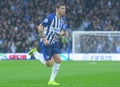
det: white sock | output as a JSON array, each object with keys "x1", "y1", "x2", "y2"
[
  {"x1": 49, "y1": 63, "x2": 60, "y2": 81},
  {"x1": 34, "y1": 51, "x2": 46, "y2": 64}
]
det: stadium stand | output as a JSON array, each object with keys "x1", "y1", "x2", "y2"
[{"x1": 0, "y1": 0, "x2": 120, "y2": 53}]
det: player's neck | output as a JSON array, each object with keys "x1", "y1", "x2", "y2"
[{"x1": 56, "y1": 12, "x2": 61, "y2": 19}]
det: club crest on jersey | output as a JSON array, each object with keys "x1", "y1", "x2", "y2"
[{"x1": 44, "y1": 18, "x2": 48, "y2": 23}]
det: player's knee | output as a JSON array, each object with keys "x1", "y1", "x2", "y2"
[
  {"x1": 46, "y1": 63, "x2": 52, "y2": 67},
  {"x1": 53, "y1": 54, "x2": 61, "y2": 63},
  {"x1": 46, "y1": 60, "x2": 53, "y2": 67},
  {"x1": 55, "y1": 59, "x2": 61, "y2": 64}
]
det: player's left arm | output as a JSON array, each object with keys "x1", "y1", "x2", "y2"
[
  {"x1": 59, "y1": 23, "x2": 69, "y2": 37},
  {"x1": 59, "y1": 29, "x2": 68, "y2": 38}
]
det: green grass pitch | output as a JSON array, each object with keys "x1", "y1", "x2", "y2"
[{"x1": 0, "y1": 60, "x2": 120, "y2": 87}]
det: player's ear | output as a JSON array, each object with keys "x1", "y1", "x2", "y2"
[{"x1": 56, "y1": 8, "x2": 59, "y2": 12}]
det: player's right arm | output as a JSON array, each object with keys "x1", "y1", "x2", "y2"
[
  {"x1": 38, "y1": 15, "x2": 52, "y2": 46},
  {"x1": 38, "y1": 24, "x2": 49, "y2": 46}
]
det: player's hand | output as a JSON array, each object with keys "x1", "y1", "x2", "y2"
[
  {"x1": 59, "y1": 30, "x2": 68, "y2": 38},
  {"x1": 64, "y1": 31, "x2": 68, "y2": 38},
  {"x1": 59, "y1": 30, "x2": 65, "y2": 36},
  {"x1": 43, "y1": 38, "x2": 49, "y2": 46}
]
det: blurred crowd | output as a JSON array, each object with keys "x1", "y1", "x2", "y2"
[
  {"x1": 75, "y1": 33, "x2": 120, "y2": 53},
  {"x1": 0, "y1": 0, "x2": 120, "y2": 53}
]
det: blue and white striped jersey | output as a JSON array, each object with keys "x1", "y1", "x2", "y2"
[{"x1": 41, "y1": 13, "x2": 65, "y2": 44}]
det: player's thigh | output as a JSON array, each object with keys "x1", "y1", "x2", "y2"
[
  {"x1": 53, "y1": 54, "x2": 61, "y2": 63},
  {"x1": 46, "y1": 58, "x2": 54, "y2": 67},
  {"x1": 52, "y1": 42, "x2": 61, "y2": 55},
  {"x1": 52, "y1": 43, "x2": 61, "y2": 63}
]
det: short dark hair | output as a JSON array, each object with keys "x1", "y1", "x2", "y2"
[{"x1": 56, "y1": 2, "x2": 65, "y2": 8}]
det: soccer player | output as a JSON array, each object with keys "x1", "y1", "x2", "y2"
[{"x1": 28, "y1": 2, "x2": 67, "y2": 85}]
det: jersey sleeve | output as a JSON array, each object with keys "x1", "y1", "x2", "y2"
[
  {"x1": 61, "y1": 17, "x2": 67, "y2": 31},
  {"x1": 62, "y1": 23, "x2": 69, "y2": 31},
  {"x1": 41, "y1": 15, "x2": 52, "y2": 27}
]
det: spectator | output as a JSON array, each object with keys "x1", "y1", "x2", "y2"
[{"x1": 1, "y1": 0, "x2": 120, "y2": 53}]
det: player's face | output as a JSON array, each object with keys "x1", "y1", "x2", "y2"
[{"x1": 58, "y1": 6, "x2": 66, "y2": 16}]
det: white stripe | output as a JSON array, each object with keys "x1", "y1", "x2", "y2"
[
  {"x1": 51, "y1": 34, "x2": 57, "y2": 44},
  {"x1": 50, "y1": 19, "x2": 54, "y2": 30},
  {"x1": 49, "y1": 33, "x2": 54, "y2": 42},
  {"x1": 44, "y1": 26, "x2": 48, "y2": 36},
  {"x1": 58, "y1": 19, "x2": 61, "y2": 28},
  {"x1": 46, "y1": 31, "x2": 51, "y2": 39},
  {"x1": 55, "y1": 16, "x2": 58, "y2": 28}
]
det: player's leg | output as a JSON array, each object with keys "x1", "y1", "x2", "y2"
[
  {"x1": 45, "y1": 57, "x2": 54, "y2": 67},
  {"x1": 28, "y1": 48, "x2": 46, "y2": 64},
  {"x1": 43, "y1": 44, "x2": 55, "y2": 67},
  {"x1": 48, "y1": 54, "x2": 61, "y2": 85},
  {"x1": 48, "y1": 42, "x2": 61, "y2": 85},
  {"x1": 28, "y1": 43, "x2": 54, "y2": 66},
  {"x1": 28, "y1": 48, "x2": 54, "y2": 66}
]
